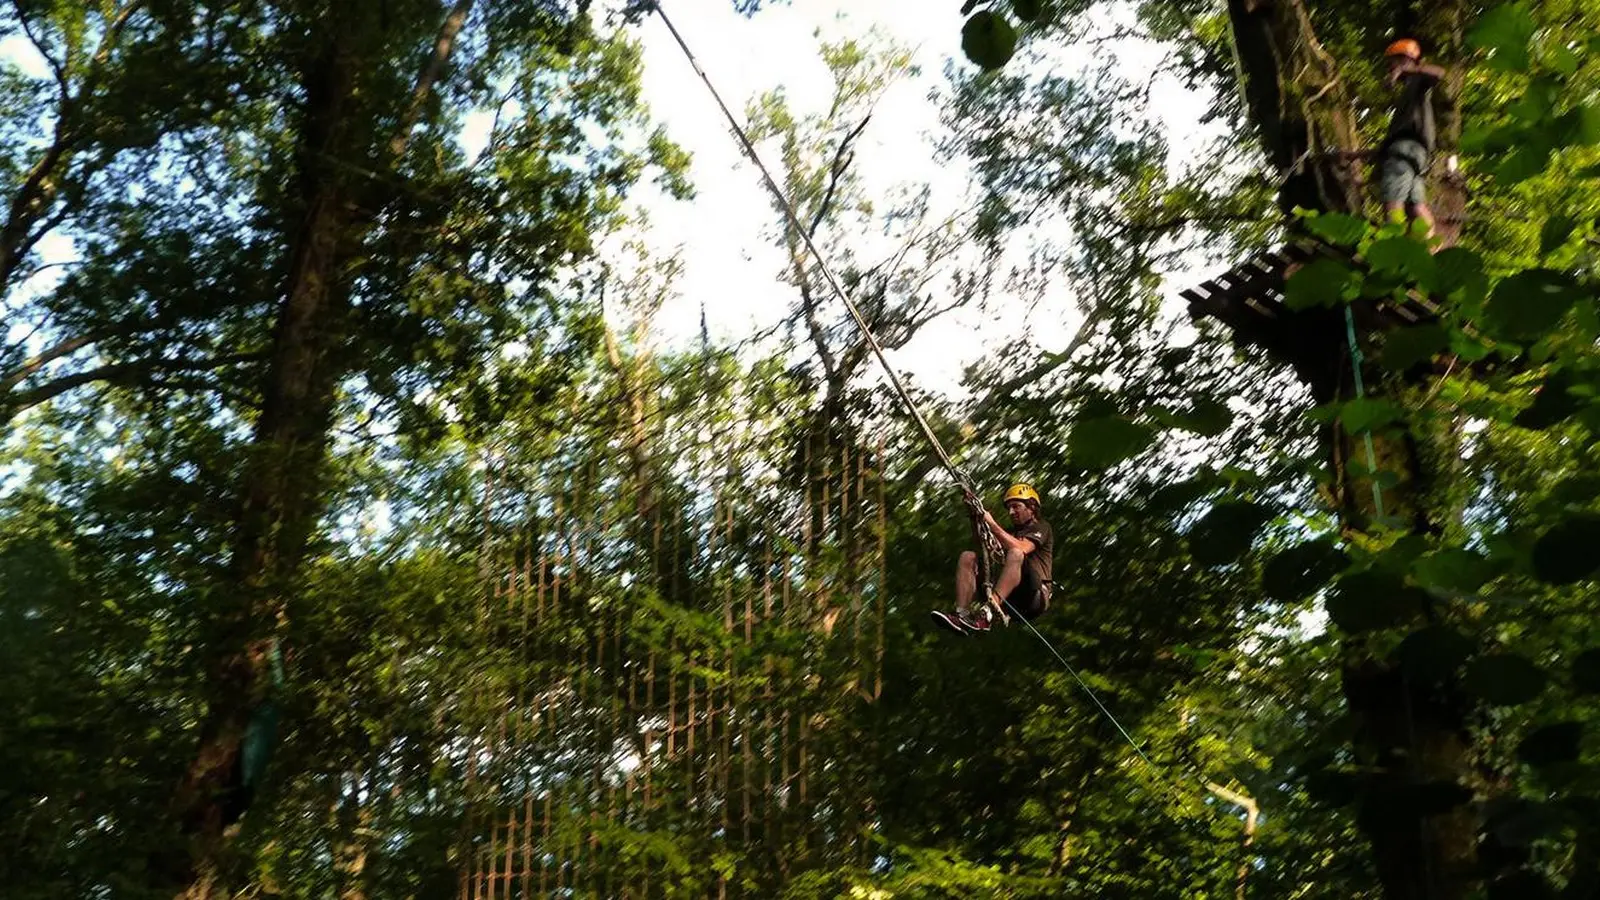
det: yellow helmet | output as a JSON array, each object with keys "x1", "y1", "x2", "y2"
[{"x1": 1002, "y1": 482, "x2": 1041, "y2": 508}]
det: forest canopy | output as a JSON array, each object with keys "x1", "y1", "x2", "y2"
[{"x1": 1, "y1": 1, "x2": 1598, "y2": 898}]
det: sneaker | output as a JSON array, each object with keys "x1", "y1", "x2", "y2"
[
  {"x1": 961, "y1": 607, "x2": 992, "y2": 633},
  {"x1": 930, "y1": 609, "x2": 969, "y2": 635}
]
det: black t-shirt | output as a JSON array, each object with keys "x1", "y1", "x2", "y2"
[
  {"x1": 1384, "y1": 70, "x2": 1440, "y2": 152},
  {"x1": 1009, "y1": 517, "x2": 1054, "y2": 583}
]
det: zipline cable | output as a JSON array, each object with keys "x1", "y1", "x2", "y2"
[
  {"x1": 641, "y1": 1, "x2": 1203, "y2": 797},
  {"x1": 643, "y1": 0, "x2": 969, "y2": 490}
]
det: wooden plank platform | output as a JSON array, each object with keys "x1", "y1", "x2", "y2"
[{"x1": 1180, "y1": 239, "x2": 1446, "y2": 383}]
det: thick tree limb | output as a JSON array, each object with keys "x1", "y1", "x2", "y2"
[
  {"x1": 0, "y1": 331, "x2": 98, "y2": 391},
  {"x1": 1205, "y1": 781, "x2": 1260, "y2": 900},
  {"x1": 389, "y1": 0, "x2": 476, "y2": 160},
  {"x1": 4, "y1": 350, "x2": 263, "y2": 414}
]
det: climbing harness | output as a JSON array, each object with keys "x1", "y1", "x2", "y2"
[{"x1": 640, "y1": 0, "x2": 1192, "y2": 793}]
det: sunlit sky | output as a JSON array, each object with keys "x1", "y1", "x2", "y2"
[
  {"x1": 610, "y1": 0, "x2": 1221, "y2": 399},
  {"x1": 1, "y1": 1, "x2": 1224, "y2": 400}
]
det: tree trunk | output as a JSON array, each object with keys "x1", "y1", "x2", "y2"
[
  {"x1": 165, "y1": 28, "x2": 360, "y2": 897},
  {"x1": 1225, "y1": 1, "x2": 1481, "y2": 897}
]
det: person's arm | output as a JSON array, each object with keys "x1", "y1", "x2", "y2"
[
  {"x1": 1414, "y1": 62, "x2": 1446, "y2": 82},
  {"x1": 981, "y1": 510, "x2": 1040, "y2": 555}
]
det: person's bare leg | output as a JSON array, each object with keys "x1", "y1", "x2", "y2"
[
  {"x1": 1410, "y1": 202, "x2": 1436, "y2": 241},
  {"x1": 1384, "y1": 200, "x2": 1405, "y2": 224},
  {"x1": 989, "y1": 548, "x2": 1026, "y2": 614},
  {"x1": 955, "y1": 551, "x2": 978, "y2": 612}
]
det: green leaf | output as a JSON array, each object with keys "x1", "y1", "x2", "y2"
[
  {"x1": 1261, "y1": 538, "x2": 1349, "y2": 602},
  {"x1": 1494, "y1": 142, "x2": 1553, "y2": 184},
  {"x1": 962, "y1": 11, "x2": 1018, "y2": 70},
  {"x1": 1463, "y1": 654, "x2": 1549, "y2": 706},
  {"x1": 1509, "y1": 76, "x2": 1560, "y2": 123},
  {"x1": 1483, "y1": 269, "x2": 1581, "y2": 340},
  {"x1": 1469, "y1": 3, "x2": 1537, "y2": 72},
  {"x1": 1411, "y1": 548, "x2": 1497, "y2": 593},
  {"x1": 1462, "y1": 122, "x2": 1523, "y2": 155},
  {"x1": 1487, "y1": 800, "x2": 1573, "y2": 849},
  {"x1": 1341, "y1": 397, "x2": 1406, "y2": 433},
  {"x1": 1557, "y1": 103, "x2": 1600, "y2": 147},
  {"x1": 1303, "y1": 212, "x2": 1368, "y2": 247},
  {"x1": 1144, "y1": 475, "x2": 1214, "y2": 513},
  {"x1": 1153, "y1": 397, "x2": 1234, "y2": 437},
  {"x1": 1366, "y1": 237, "x2": 1436, "y2": 285},
  {"x1": 1543, "y1": 40, "x2": 1580, "y2": 77},
  {"x1": 1433, "y1": 247, "x2": 1488, "y2": 312},
  {"x1": 1325, "y1": 570, "x2": 1426, "y2": 633},
  {"x1": 1539, "y1": 214, "x2": 1580, "y2": 256},
  {"x1": 1530, "y1": 514, "x2": 1600, "y2": 584},
  {"x1": 1397, "y1": 626, "x2": 1475, "y2": 684},
  {"x1": 1156, "y1": 346, "x2": 1192, "y2": 369},
  {"x1": 1449, "y1": 328, "x2": 1493, "y2": 362},
  {"x1": 1284, "y1": 258, "x2": 1358, "y2": 310},
  {"x1": 1011, "y1": 0, "x2": 1045, "y2": 23},
  {"x1": 1551, "y1": 474, "x2": 1600, "y2": 508},
  {"x1": 1380, "y1": 324, "x2": 1449, "y2": 371},
  {"x1": 1571, "y1": 649, "x2": 1600, "y2": 695},
  {"x1": 1517, "y1": 722, "x2": 1583, "y2": 767},
  {"x1": 1514, "y1": 370, "x2": 1584, "y2": 429},
  {"x1": 1069, "y1": 415, "x2": 1157, "y2": 470},
  {"x1": 1187, "y1": 500, "x2": 1274, "y2": 566}
]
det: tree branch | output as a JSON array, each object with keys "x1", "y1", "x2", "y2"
[
  {"x1": 8, "y1": 0, "x2": 70, "y2": 101},
  {"x1": 0, "y1": 331, "x2": 97, "y2": 391},
  {"x1": 389, "y1": 0, "x2": 476, "y2": 160},
  {"x1": 4, "y1": 350, "x2": 263, "y2": 416},
  {"x1": 1204, "y1": 781, "x2": 1260, "y2": 900},
  {"x1": 806, "y1": 115, "x2": 871, "y2": 239}
]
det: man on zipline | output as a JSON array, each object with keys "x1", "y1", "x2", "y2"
[
  {"x1": 931, "y1": 483, "x2": 1053, "y2": 635},
  {"x1": 1377, "y1": 37, "x2": 1446, "y2": 240}
]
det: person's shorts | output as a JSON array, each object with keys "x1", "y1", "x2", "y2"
[
  {"x1": 1003, "y1": 565, "x2": 1051, "y2": 620},
  {"x1": 1379, "y1": 139, "x2": 1429, "y2": 206}
]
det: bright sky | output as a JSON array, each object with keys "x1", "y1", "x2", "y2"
[
  {"x1": 2, "y1": 1, "x2": 1223, "y2": 400},
  {"x1": 612, "y1": 0, "x2": 1221, "y2": 399}
]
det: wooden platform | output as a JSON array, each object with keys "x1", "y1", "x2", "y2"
[{"x1": 1180, "y1": 240, "x2": 1446, "y2": 391}]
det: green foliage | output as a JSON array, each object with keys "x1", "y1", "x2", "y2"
[
  {"x1": 961, "y1": 11, "x2": 1017, "y2": 70},
  {"x1": 1187, "y1": 500, "x2": 1273, "y2": 565},
  {"x1": 1325, "y1": 570, "x2": 1426, "y2": 634},
  {"x1": 1397, "y1": 626, "x2": 1476, "y2": 685},
  {"x1": 1517, "y1": 722, "x2": 1583, "y2": 767},
  {"x1": 1261, "y1": 538, "x2": 1348, "y2": 602},
  {"x1": 1067, "y1": 414, "x2": 1157, "y2": 470},
  {"x1": 1530, "y1": 515, "x2": 1600, "y2": 584},
  {"x1": 1284, "y1": 257, "x2": 1360, "y2": 310},
  {"x1": 1482, "y1": 269, "x2": 1586, "y2": 340},
  {"x1": 1464, "y1": 654, "x2": 1549, "y2": 707},
  {"x1": 1379, "y1": 324, "x2": 1450, "y2": 371}
]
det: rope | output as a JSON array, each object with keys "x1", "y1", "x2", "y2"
[
  {"x1": 1000, "y1": 597, "x2": 1162, "y2": 771},
  {"x1": 641, "y1": 0, "x2": 973, "y2": 493},
  {"x1": 1343, "y1": 305, "x2": 1388, "y2": 520},
  {"x1": 644, "y1": 2, "x2": 1257, "y2": 814}
]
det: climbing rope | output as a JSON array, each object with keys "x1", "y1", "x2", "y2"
[
  {"x1": 1343, "y1": 305, "x2": 1389, "y2": 520},
  {"x1": 640, "y1": 1, "x2": 1212, "y2": 799}
]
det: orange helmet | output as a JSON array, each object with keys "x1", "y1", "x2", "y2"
[{"x1": 1385, "y1": 38, "x2": 1422, "y2": 60}]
